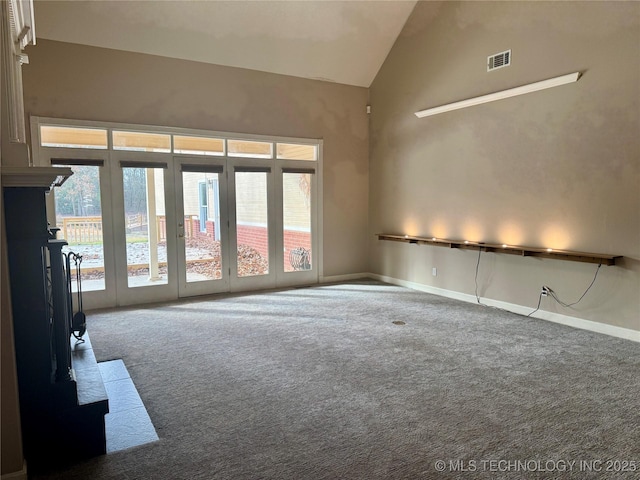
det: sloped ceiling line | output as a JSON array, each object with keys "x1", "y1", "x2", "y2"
[{"x1": 34, "y1": 0, "x2": 418, "y2": 87}]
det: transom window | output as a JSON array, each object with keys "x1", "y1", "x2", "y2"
[
  {"x1": 277, "y1": 143, "x2": 317, "y2": 161},
  {"x1": 38, "y1": 124, "x2": 318, "y2": 161},
  {"x1": 227, "y1": 139, "x2": 272, "y2": 158},
  {"x1": 113, "y1": 131, "x2": 171, "y2": 153},
  {"x1": 174, "y1": 135, "x2": 225, "y2": 156},
  {"x1": 40, "y1": 126, "x2": 108, "y2": 149}
]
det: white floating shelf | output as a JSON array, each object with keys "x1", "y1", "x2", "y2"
[{"x1": 415, "y1": 72, "x2": 581, "y2": 118}]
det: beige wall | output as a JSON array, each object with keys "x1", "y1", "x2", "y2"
[
  {"x1": 22, "y1": 39, "x2": 370, "y2": 277},
  {"x1": 1, "y1": 3, "x2": 26, "y2": 476},
  {"x1": 369, "y1": 1, "x2": 640, "y2": 331},
  {"x1": 1, "y1": 208, "x2": 25, "y2": 477}
]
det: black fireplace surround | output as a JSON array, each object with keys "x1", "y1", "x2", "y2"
[{"x1": 4, "y1": 177, "x2": 109, "y2": 471}]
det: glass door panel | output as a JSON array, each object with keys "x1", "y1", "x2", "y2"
[
  {"x1": 229, "y1": 165, "x2": 275, "y2": 292},
  {"x1": 277, "y1": 167, "x2": 317, "y2": 288},
  {"x1": 122, "y1": 166, "x2": 168, "y2": 287},
  {"x1": 235, "y1": 171, "x2": 270, "y2": 278},
  {"x1": 53, "y1": 164, "x2": 106, "y2": 292},
  {"x1": 283, "y1": 172, "x2": 312, "y2": 273},
  {"x1": 175, "y1": 160, "x2": 228, "y2": 297},
  {"x1": 182, "y1": 173, "x2": 222, "y2": 283}
]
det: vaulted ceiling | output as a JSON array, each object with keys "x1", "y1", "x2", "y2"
[{"x1": 34, "y1": 0, "x2": 417, "y2": 87}]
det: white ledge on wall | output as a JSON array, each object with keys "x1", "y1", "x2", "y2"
[{"x1": 414, "y1": 72, "x2": 581, "y2": 118}]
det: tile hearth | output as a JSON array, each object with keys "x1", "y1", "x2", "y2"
[{"x1": 97, "y1": 360, "x2": 159, "y2": 453}]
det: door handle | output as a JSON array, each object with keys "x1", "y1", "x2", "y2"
[{"x1": 178, "y1": 233, "x2": 184, "y2": 238}]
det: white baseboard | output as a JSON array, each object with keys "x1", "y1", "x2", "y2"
[
  {"x1": 1, "y1": 462, "x2": 27, "y2": 480},
  {"x1": 320, "y1": 273, "x2": 370, "y2": 284},
  {"x1": 368, "y1": 273, "x2": 640, "y2": 343}
]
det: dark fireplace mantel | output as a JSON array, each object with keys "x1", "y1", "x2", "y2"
[{"x1": 2, "y1": 165, "x2": 109, "y2": 470}]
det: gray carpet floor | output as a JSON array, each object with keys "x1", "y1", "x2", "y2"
[{"x1": 34, "y1": 280, "x2": 640, "y2": 479}]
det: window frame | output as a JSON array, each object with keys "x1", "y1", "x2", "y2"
[{"x1": 30, "y1": 116, "x2": 325, "y2": 284}]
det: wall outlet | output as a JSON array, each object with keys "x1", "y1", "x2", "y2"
[
  {"x1": 432, "y1": 267, "x2": 437, "y2": 277},
  {"x1": 541, "y1": 286, "x2": 549, "y2": 297}
]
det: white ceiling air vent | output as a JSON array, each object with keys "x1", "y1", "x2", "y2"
[{"x1": 487, "y1": 50, "x2": 511, "y2": 72}]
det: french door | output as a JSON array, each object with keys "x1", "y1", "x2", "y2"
[
  {"x1": 34, "y1": 117, "x2": 320, "y2": 308},
  {"x1": 174, "y1": 157, "x2": 317, "y2": 299},
  {"x1": 175, "y1": 158, "x2": 230, "y2": 297},
  {"x1": 112, "y1": 155, "x2": 178, "y2": 305},
  {"x1": 48, "y1": 155, "x2": 316, "y2": 307},
  {"x1": 228, "y1": 161, "x2": 276, "y2": 292}
]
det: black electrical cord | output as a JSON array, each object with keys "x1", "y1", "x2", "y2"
[
  {"x1": 548, "y1": 263, "x2": 602, "y2": 308},
  {"x1": 474, "y1": 249, "x2": 602, "y2": 318},
  {"x1": 526, "y1": 292, "x2": 544, "y2": 317},
  {"x1": 525, "y1": 263, "x2": 602, "y2": 317},
  {"x1": 473, "y1": 248, "x2": 514, "y2": 315},
  {"x1": 474, "y1": 247, "x2": 482, "y2": 304}
]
